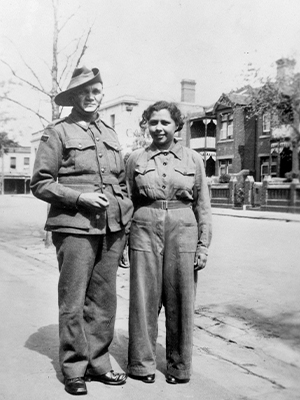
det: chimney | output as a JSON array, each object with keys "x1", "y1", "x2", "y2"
[
  {"x1": 181, "y1": 79, "x2": 196, "y2": 103},
  {"x1": 276, "y1": 58, "x2": 296, "y2": 81}
]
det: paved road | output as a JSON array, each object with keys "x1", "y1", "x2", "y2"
[{"x1": 0, "y1": 194, "x2": 299, "y2": 399}]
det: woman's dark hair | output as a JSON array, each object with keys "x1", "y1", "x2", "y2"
[{"x1": 139, "y1": 101, "x2": 184, "y2": 132}]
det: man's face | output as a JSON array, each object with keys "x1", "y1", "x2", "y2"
[{"x1": 72, "y1": 82, "x2": 104, "y2": 114}]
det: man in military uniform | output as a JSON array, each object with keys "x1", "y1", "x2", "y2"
[{"x1": 31, "y1": 66, "x2": 133, "y2": 395}]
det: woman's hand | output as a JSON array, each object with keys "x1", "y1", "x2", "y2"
[
  {"x1": 77, "y1": 193, "x2": 109, "y2": 210},
  {"x1": 194, "y1": 252, "x2": 207, "y2": 271}
]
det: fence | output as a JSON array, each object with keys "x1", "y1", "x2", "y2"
[{"x1": 208, "y1": 175, "x2": 300, "y2": 214}]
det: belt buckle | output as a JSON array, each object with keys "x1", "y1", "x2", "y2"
[{"x1": 162, "y1": 200, "x2": 168, "y2": 210}]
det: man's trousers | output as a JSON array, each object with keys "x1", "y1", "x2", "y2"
[
  {"x1": 52, "y1": 230, "x2": 125, "y2": 379},
  {"x1": 127, "y1": 206, "x2": 198, "y2": 380}
]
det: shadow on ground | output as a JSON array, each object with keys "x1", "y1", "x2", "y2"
[
  {"x1": 111, "y1": 328, "x2": 167, "y2": 375},
  {"x1": 24, "y1": 324, "x2": 62, "y2": 381},
  {"x1": 196, "y1": 304, "x2": 300, "y2": 348},
  {"x1": 227, "y1": 305, "x2": 300, "y2": 347},
  {"x1": 25, "y1": 325, "x2": 168, "y2": 381}
]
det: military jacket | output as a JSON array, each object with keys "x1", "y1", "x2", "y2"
[
  {"x1": 31, "y1": 109, "x2": 133, "y2": 234},
  {"x1": 126, "y1": 141, "x2": 212, "y2": 254}
]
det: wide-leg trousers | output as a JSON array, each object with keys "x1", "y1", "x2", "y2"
[
  {"x1": 127, "y1": 206, "x2": 198, "y2": 380},
  {"x1": 52, "y1": 230, "x2": 125, "y2": 379}
]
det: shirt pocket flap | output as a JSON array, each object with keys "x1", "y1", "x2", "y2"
[
  {"x1": 174, "y1": 167, "x2": 195, "y2": 176},
  {"x1": 112, "y1": 184, "x2": 124, "y2": 198},
  {"x1": 102, "y1": 139, "x2": 121, "y2": 151},
  {"x1": 65, "y1": 138, "x2": 95, "y2": 150},
  {"x1": 135, "y1": 165, "x2": 155, "y2": 175}
]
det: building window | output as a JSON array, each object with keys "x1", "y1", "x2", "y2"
[
  {"x1": 219, "y1": 114, "x2": 233, "y2": 140},
  {"x1": 220, "y1": 121, "x2": 227, "y2": 140},
  {"x1": 110, "y1": 114, "x2": 115, "y2": 129},
  {"x1": 260, "y1": 155, "x2": 278, "y2": 180},
  {"x1": 10, "y1": 157, "x2": 16, "y2": 169},
  {"x1": 262, "y1": 113, "x2": 271, "y2": 133},
  {"x1": 227, "y1": 120, "x2": 233, "y2": 138},
  {"x1": 219, "y1": 159, "x2": 232, "y2": 175},
  {"x1": 24, "y1": 157, "x2": 30, "y2": 166}
]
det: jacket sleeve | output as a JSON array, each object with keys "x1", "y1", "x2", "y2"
[
  {"x1": 193, "y1": 151, "x2": 212, "y2": 255},
  {"x1": 125, "y1": 148, "x2": 144, "y2": 202},
  {"x1": 30, "y1": 126, "x2": 81, "y2": 208}
]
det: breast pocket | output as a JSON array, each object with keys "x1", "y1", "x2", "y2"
[
  {"x1": 173, "y1": 167, "x2": 195, "y2": 194},
  {"x1": 134, "y1": 165, "x2": 156, "y2": 190},
  {"x1": 103, "y1": 141, "x2": 122, "y2": 174},
  {"x1": 64, "y1": 138, "x2": 97, "y2": 173}
]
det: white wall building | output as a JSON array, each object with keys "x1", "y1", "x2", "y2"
[
  {"x1": 0, "y1": 146, "x2": 33, "y2": 194},
  {"x1": 99, "y1": 80, "x2": 204, "y2": 155}
]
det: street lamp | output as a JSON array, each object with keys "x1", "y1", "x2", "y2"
[{"x1": 202, "y1": 118, "x2": 210, "y2": 168}]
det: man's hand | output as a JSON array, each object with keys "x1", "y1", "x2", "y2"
[
  {"x1": 77, "y1": 193, "x2": 109, "y2": 210},
  {"x1": 194, "y1": 252, "x2": 207, "y2": 271}
]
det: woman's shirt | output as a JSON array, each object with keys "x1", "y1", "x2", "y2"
[{"x1": 126, "y1": 140, "x2": 212, "y2": 254}]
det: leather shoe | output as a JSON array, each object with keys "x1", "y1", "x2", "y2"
[
  {"x1": 86, "y1": 370, "x2": 127, "y2": 385},
  {"x1": 65, "y1": 377, "x2": 87, "y2": 395},
  {"x1": 166, "y1": 374, "x2": 190, "y2": 384},
  {"x1": 129, "y1": 373, "x2": 155, "y2": 383}
]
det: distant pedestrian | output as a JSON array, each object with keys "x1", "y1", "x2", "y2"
[
  {"x1": 31, "y1": 66, "x2": 133, "y2": 395},
  {"x1": 126, "y1": 101, "x2": 212, "y2": 384}
]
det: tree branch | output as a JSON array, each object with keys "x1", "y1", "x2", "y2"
[
  {"x1": 75, "y1": 25, "x2": 93, "y2": 67},
  {"x1": 4, "y1": 37, "x2": 46, "y2": 92},
  {"x1": 0, "y1": 60, "x2": 51, "y2": 97},
  {"x1": 0, "y1": 95, "x2": 50, "y2": 124}
]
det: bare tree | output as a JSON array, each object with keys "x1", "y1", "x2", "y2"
[
  {"x1": 0, "y1": 0, "x2": 94, "y2": 245},
  {"x1": 0, "y1": 0, "x2": 94, "y2": 127}
]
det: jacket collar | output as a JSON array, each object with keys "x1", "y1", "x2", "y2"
[
  {"x1": 147, "y1": 140, "x2": 183, "y2": 161},
  {"x1": 68, "y1": 109, "x2": 101, "y2": 131}
]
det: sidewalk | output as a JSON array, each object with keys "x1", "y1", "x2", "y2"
[
  {"x1": 212, "y1": 206, "x2": 300, "y2": 223},
  {"x1": 1, "y1": 238, "x2": 299, "y2": 400},
  {"x1": 0, "y1": 195, "x2": 299, "y2": 399}
]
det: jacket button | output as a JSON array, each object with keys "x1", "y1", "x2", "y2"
[
  {"x1": 96, "y1": 215, "x2": 100, "y2": 220},
  {"x1": 101, "y1": 168, "x2": 105, "y2": 173},
  {"x1": 162, "y1": 185, "x2": 166, "y2": 189},
  {"x1": 96, "y1": 137, "x2": 100, "y2": 141},
  {"x1": 102, "y1": 184, "x2": 106, "y2": 189},
  {"x1": 162, "y1": 173, "x2": 166, "y2": 177},
  {"x1": 99, "y1": 153, "x2": 103, "y2": 157}
]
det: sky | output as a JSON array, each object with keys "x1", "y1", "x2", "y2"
[{"x1": 1, "y1": 0, "x2": 300, "y2": 145}]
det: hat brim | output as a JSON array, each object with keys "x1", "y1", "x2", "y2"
[{"x1": 55, "y1": 69, "x2": 102, "y2": 107}]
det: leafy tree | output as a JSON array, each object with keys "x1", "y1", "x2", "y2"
[
  {"x1": 243, "y1": 60, "x2": 300, "y2": 178},
  {"x1": 0, "y1": 132, "x2": 19, "y2": 149}
]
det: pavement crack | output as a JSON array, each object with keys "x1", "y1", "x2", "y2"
[
  {"x1": 196, "y1": 324, "x2": 238, "y2": 345},
  {"x1": 195, "y1": 344, "x2": 286, "y2": 390}
]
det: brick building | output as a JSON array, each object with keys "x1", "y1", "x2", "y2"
[{"x1": 212, "y1": 59, "x2": 299, "y2": 181}]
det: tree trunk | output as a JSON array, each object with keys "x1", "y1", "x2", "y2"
[{"x1": 45, "y1": 0, "x2": 60, "y2": 247}]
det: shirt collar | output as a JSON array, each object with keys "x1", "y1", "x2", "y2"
[
  {"x1": 69, "y1": 109, "x2": 101, "y2": 131},
  {"x1": 147, "y1": 140, "x2": 183, "y2": 161}
]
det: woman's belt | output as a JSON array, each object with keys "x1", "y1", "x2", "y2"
[{"x1": 138, "y1": 200, "x2": 192, "y2": 210}]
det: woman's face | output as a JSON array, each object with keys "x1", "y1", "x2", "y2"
[{"x1": 148, "y1": 109, "x2": 177, "y2": 150}]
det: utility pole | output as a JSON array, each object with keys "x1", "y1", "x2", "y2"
[{"x1": 1, "y1": 146, "x2": 5, "y2": 195}]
